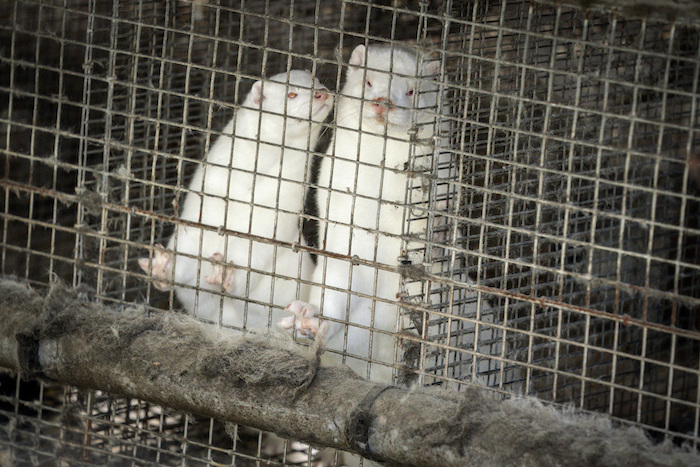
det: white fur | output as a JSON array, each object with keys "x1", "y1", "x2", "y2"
[
  {"x1": 144, "y1": 70, "x2": 333, "y2": 331},
  {"x1": 305, "y1": 44, "x2": 443, "y2": 381}
]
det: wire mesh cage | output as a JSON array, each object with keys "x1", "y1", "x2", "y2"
[{"x1": 1, "y1": 0, "x2": 699, "y2": 465}]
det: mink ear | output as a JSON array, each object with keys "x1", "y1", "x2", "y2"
[
  {"x1": 423, "y1": 60, "x2": 441, "y2": 77},
  {"x1": 251, "y1": 80, "x2": 264, "y2": 106},
  {"x1": 349, "y1": 44, "x2": 366, "y2": 71}
]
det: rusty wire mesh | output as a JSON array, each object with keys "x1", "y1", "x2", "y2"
[{"x1": 1, "y1": 0, "x2": 698, "y2": 465}]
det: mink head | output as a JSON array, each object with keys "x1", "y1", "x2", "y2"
[
  {"x1": 247, "y1": 70, "x2": 333, "y2": 133},
  {"x1": 343, "y1": 44, "x2": 441, "y2": 133}
]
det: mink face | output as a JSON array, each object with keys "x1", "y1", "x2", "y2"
[
  {"x1": 341, "y1": 44, "x2": 440, "y2": 134},
  {"x1": 246, "y1": 70, "x2": 333, "y2": 139}
]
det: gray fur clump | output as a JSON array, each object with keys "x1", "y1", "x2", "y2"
[
  {"x1": 3, "y1": 279, "x2": 321, "y2": 404},
  {"x1": 433, "y1": 387, "x2": 694, "y2": 466},
  {"x1": 0, "y1": 277, "x2": 697, "y2": 467},
  {"x1": 0, "y1": 278, "x2": 44, "y2": 369},
  {"x1": 368, "y1": 385, "x2": 698, "y2": 467}
]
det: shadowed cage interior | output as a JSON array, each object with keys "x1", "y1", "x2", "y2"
[{"x1": 0, "y1": 0, "x2": 698, "y2": 465}]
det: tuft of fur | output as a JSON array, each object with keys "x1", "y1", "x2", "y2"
[{"x1": 0, "y1": 278, "x2": 697, "y2": 467}]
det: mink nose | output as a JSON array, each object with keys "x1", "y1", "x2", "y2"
[
  {"x1": 314, "y1": 91, "x2": 329, "y2": 102},
  {"x1": 370, "y1": 97, "x2": 392, "y2": 114}
]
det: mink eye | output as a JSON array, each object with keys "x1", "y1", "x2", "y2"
[
  {"x1": 366, "y1": 80, "x2": 372, "y2": 88},
  {"x1": 288, "y1": 92, "x2": 298, "y2": 99},
  {"x1": 406, "y1": 89, "x2": 414, "y2": 96}
]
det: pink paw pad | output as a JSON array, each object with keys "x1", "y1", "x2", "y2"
[
  {"x1": 278, "y1": 301, "x2": 320, "y2": 338},
  {"x1": 138, "y1": 244, "x2": 172, "y2": 291},
  {"x1": 206, "y1": 253, "x2": 235, "y2": 292}
]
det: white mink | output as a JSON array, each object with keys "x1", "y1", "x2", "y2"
[
  {"x1": 139, "y1": 70, "x2": 333, "y2": 331},
  {"x1": 281, "y1": 44, "x2": 447, "y2": 382}
]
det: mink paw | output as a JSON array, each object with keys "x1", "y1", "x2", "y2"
[
  {"x1": 206, "y1": 253, "x2": 235, "y2": 292},
  {"x1": 138, "y1": 244, "x2": 172, "y2": 291},
  {"x1": 278, "y1": 301, "x2": 320, "y2": 338}
]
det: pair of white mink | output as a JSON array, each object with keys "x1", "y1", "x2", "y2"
[{"x1": 140, "y1": 44, "x2": 444, "y2": 382}]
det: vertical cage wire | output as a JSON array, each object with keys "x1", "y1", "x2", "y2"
[{"x1": 0, "y1": 0, "x2": 699, "y2": 464}]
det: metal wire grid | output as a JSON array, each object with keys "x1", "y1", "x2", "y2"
[
  {"x1": 410, "y1": 0, "x2": 700, "y2": 443},
  {"x1": 0, "y1": 369, "x2": 332, "y2": 466},
  {"x1": 0, "y1": 0, "x2": 698, "y2": 464},
  {"x1": 0, "y1": 1, "x2": 358, "y2": 464}
]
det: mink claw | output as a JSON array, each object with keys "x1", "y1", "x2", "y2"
[
  {"x1": 206, "y1": 253, "x2": 235, "y2": 292},
  {"x1": 138, "y1": 244, "x2": 172, "y2": 291},
  {"x1": 279, "y1": 301, "x2": 321, "y2": 338}
]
